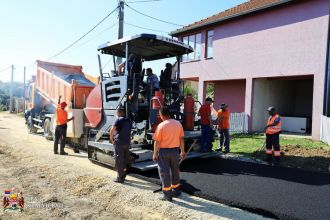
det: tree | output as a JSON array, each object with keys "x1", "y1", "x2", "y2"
[
  {"x1": 183, "y1": 84, "x2": 198, "y2": 100},
  {"x1": 0, "y1": 81, "x2": 24, "y2": 111},
  {"x1": 206, "y1": 83, "x2": 214, "y2": 99}
]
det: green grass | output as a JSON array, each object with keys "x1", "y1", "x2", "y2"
[
  {"x1": 213, "y1": 133, "x2": 330, "y2": 154},
  {"x1": 212, "y1": 133, "x2": 330, "y2": 172}
]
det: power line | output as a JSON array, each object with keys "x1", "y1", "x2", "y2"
[
  {"x1": 125, "y1": 3, "x2": 183, "y2": 27},
  {"x1": 102, "y1": 58, "x2": 113, "y2": 69},
  {"x1": 126, "y1": 0, "x2": 162, "y2": 3},
  {"x1": 46, "y1": 6, "x2": 119, "y2": 61},
  {"x1": 0, "y1": 66, "x2": 11, "y2": 73},
  {"x1": 125, "y1": 22, "x2": 168, "y2": 34},
  {"x1": 61, "y1": 22, "x2": 118, "y2": 56}
]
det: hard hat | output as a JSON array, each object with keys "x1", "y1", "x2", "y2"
[
  {"x1": 60, "y1": 102, "x2": 67, "y2": 108},
  {"x1": 220, "y1": 103, "x2": 228, "y2": 109},
  {"x1": 267, "y1": 106, "x2": 275, "y2": 111}
]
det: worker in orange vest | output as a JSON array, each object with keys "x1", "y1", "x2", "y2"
[
  {"x1": 265, "y1": 106, "x2": 282, "y2": 165},
  {"x1": 153, "y1": 107, "x2": 185, "y2": 202},
  {"x1": 54, "y1": 96, "x2": 74, "y2": 155},
  {"x1": 216, "y1": 103, "x2": 230, "y2": 153}
]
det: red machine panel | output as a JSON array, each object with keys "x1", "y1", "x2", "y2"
[{"x1": 84, "y1": 84, "x2": 102, "y2": 128}]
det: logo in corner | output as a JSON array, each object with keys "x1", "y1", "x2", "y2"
[{"x1": 2, "y1": 187, "x2": 24, "y2": 212}]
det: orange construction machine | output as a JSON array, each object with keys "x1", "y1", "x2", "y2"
[{"x1": 25, "y1": 60, "x2": 96, "y2": 144}]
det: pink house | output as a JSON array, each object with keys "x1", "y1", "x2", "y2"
[{"x1": 170, "y1": 0, "x2": 330, "y2": 140}]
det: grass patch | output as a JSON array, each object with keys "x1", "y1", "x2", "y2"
[{"x1": 213, "y1": 133, "x2": 330, "y2": 172}]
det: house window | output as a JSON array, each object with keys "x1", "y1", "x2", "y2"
[
  {"x1": 195, "y1": 33, "x2": 201, "y2": 60},
  {"x1": 181, "y1": 33, "x2": 202, "y2": 62},
  {"x1": 206, "y1": 30, "x2": 214, "y2": 58}
]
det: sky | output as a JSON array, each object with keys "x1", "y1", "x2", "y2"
[{"x1": 0, "y1": 0, "x2": 247, "y2": 82}]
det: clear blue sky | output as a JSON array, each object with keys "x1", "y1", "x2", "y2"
[{"x1": 0, "y1": 0, "x2": 246, "y2": 82}]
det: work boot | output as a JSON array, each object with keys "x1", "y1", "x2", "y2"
[
  {"x1": 114, "y1": 178, "x2": 124, "y2": 183},
  {"x1": 172, "y1": 188, "x2": 182, "y2": 197},
  {"x1": 160, "y1": 192, "x2": 172, "y2": 202}
]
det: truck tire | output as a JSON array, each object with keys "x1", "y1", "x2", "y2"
[
  {"x1": 27, "y1": 116, "x2": 38, "y2": 134},
  {"x1": 43, "y1": 118, "x2": 53, "y2": 140}
]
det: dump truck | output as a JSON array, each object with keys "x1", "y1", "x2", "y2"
[
  {"x1": 25, "y1": 60, "x2": 96, "y2": 144},
  {"x1": 84, "y1": 34, "x2": 217, "y2": 171}
]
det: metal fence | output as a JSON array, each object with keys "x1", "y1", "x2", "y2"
[
  {"x1": 321, "y1": 115, "x2": 330, "y2": 145},
  {"x1": 230, "y1": 112, "x2": 248, "y2": 134}
]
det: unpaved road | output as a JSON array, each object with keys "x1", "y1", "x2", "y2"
[{"x1": 0, "y1": 112, "x2": 268, "y2": 220}]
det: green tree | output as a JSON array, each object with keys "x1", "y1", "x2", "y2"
[
  {"x1": 183, "y1": 84, "x2": 198, "y2": 100},
  {"x1": 206, "y1": 83, "x2": 214, "y2": 99}
]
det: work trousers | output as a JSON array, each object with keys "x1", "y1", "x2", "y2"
[
  {"x1": 114, "y1": 142, "x2": 130, "y2": 181},
  {"x1": 266, "y1": 133, "x2": 281, "y2": 157},
  {"x1": 200, "y1": 125, "x2": 213, "y2": 152},
  {"x1": 157, "y1": 148, "x2": 180, "y2": 194},
  {"x1": 54, "y1": 124, "x2": 67, "y2": 153},
  {"x1": 218, "y1": 129, "x2": 230, "y2": 151}
]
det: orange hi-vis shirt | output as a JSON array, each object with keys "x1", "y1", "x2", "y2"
[
  {"x1": 217, "y1": 109, "x2": 230, "y2": 129},
  {"x1": 266, "y1": 114, "x2": 281, "y2": 134},
  {"x1": 153, "y1": 119, "x2": 184, "y2": 148},
  {"x1": 199, "y1": 104, "x2": 211, "y2": 125},
  {"x1": 56, "y1": 105, "x2": 68, "y2": 125}
]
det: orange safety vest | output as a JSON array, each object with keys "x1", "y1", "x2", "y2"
[
  {"x1": 56, "y1": 106, "x2": 68, "y2": 126},
  {"x1": 266, "y1": 114, "x2": 281, "y2": 134}
]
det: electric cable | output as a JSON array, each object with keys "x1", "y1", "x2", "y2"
[
  {"x1": 124, "y1": 22, "x2": 168, "y2": 34},
  {"x1": 126, "y1": 0, "x2": 162, "y2": 3},
  {"x1": 125, "y1": 3, "x2": 183, "y2": 27},
  {"x1": 0, "y1": 66, "x2": 11, "y2": 73},
  {"x1": 46, "y1": 6, "x2": 119, "y2": 61}
]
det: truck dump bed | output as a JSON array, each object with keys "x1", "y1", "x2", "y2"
[{"x1": 36, "y1": 60, "x2": 95, "y2": 109}]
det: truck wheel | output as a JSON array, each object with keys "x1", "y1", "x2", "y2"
[
  {"x1": 28, "y1": 116, "x2": 38, "y2": 134},
  {"x1": 43, "y1": 118, "x2": 53, "y2": 140}
]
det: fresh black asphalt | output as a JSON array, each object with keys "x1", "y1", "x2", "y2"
[{"x1": 133, "y1": 157, "x2": 330, "y2": 220}]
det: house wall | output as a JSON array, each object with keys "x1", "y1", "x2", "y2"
[
  {"x1": 252, "y1": 78, "x2": 313, "y2": 132},
  {"x1": 179, "y1": 0, "x2": 330, "y2": 139},
  {"x1": 213, "y1": 80, "x2": 245, "y2": 112}
]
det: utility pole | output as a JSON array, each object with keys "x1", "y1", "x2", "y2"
[
  {"x1": 9, "y1": 65, "x2": 14, "y2": 113},
  {"x1": 23, "y1": 66, "x2": 26, "y2": 113},
  {"x1": 117, "y1": 0, "x2": 125, "y2": 65}
]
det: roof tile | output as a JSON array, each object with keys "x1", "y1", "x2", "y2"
[{"x1": 171, "y1": 0, "x2": 288, "y2": 35}]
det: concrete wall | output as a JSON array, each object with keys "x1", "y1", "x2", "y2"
[
  {"x1": 252, "y1": 78, "x2": 313, "y2": 132},
  {"x1": 213, "y1": 80, "x2": 245, "y2": 112},
  {"x1": 179, "y1": 0, "x2": 330, "y2": 139}
]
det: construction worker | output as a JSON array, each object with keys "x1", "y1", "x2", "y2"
[
  {"x1": 153, "y1": 107, "x2": 185, "y2": 202},
  {"x1": 146, "y1": 68, "x2": 160, "y2": 99},
  {"x1": 110, "y1": 107, "x2": 132, "y2": 183},
  {"x1": 216, "y1": 103, "x2": 230, "y2": 153},
  {"x1": 117, "y1": 53, "x2": 142, "y2": 76},
  {"x1": 54, "y1": 96, "x2": 74, "y2": 155},
  {"x1": 265, "y1": 106, "x2": 282, "y2": 165},
  {"x1": 198, "y1": 97, "x2": 214, "y2": 152}
]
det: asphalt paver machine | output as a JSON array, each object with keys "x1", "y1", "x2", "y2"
[{"x1": 84, "y1": 34, "x2": 216, "y2": 171}]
